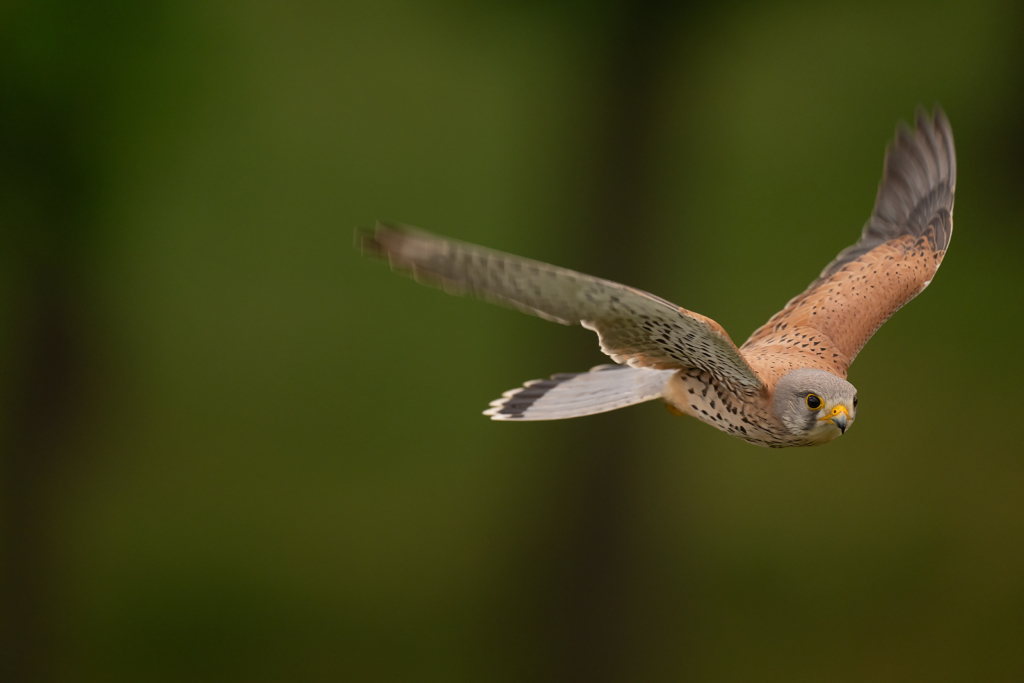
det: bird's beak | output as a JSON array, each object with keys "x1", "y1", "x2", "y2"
[{"x1": 819, "y1": 404, "x2": 850, "y2": 434}]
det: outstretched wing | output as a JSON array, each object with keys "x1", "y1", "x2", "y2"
[
  {"x1": 359, "y1": 223, "x2": 762, "y2": 392},
  {"x1": 742, "y1": 107, "x2": 956, "y2": 378}
]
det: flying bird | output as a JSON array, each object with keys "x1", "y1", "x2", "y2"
[{"x1": 358, "y1": 108, "x2": 955, "y2": 448}]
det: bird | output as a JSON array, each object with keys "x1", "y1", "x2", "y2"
[{"x1": 358, "y1": 107, "x2": 955, "y2": 448}]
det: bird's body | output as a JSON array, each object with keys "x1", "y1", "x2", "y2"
[
  {"x1": 360, "y1": 108, "x2": 955, "y2": 448},
  {"x1": 664, "y1": 368, "x2": 855, "y2": 448}
]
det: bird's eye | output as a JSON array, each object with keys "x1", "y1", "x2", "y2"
[
  {"x1": 853, "y1": 395, "x2": 858, "y2": 409},
  {"x1": 805, "y1": 394, "x2": 822, "y2": 410}
]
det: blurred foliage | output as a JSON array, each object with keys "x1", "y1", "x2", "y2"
[{"x1": 1, "y1": 0, "x2": 1024, "y2": 681}]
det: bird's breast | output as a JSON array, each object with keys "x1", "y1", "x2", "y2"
[{"x1": 664, "y1": 370, "x2": 783, "y2": 447}]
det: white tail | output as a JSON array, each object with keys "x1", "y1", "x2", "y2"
[{"x1": 484, "y1": 365, "x2": 675, "y2": 421}]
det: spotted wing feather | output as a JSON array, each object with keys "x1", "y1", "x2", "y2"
[
  {"x1": 742, "y1": 107, "x2": 956, "y2": 377},
  {"x1": 359, "y1": 223, "x2": 762, "y2": 391}
]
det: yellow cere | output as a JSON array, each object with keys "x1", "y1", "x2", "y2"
[{"x1": 818, "y1": 404, "x2": 850, "y2": 421}]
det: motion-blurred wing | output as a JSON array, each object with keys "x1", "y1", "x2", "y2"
[
  {"x1": 359, "y1": 223, "x2": 762, "y2": 392},
  {"x1": 742, "y1": 107, "x2": 956, "y2": 376}
]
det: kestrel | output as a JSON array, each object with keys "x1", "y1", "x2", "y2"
[{"x1": 359, "y1": 108, "x2": 955, "y2": 448}]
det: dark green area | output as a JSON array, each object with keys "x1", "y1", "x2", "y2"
[{"x1": 2, "y1": 0, "x2": 1023, "y2": 681}]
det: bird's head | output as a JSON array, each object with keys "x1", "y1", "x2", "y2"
[{"x1": 773, "y1": 369, "x2": 858, "y2": 445}]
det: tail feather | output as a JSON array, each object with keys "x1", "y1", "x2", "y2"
[{"x1": 484, "y1": 365, "x2": 674, "y2": 421}]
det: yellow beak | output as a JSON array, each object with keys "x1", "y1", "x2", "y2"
[{"x1": 819, "y1": 404, "x2": 850, "y2": 434}]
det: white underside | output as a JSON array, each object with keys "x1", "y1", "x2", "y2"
[{"x1": 485, "y1": 365, "x2": 675, "y2": 420}]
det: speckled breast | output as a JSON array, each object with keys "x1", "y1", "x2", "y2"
[{"x1": 664, "y1": 369, "x2": 787, "y2": 448}]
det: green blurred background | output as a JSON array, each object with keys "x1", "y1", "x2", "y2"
[{"x1": 2, "y1": 1, "x2": 1023, "y2": 681}]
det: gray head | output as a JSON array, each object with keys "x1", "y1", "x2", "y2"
[{"x1": 773, "y1": 368, "x2": 858, "y2": 445}]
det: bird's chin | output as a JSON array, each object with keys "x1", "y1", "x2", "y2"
[{"x1": 809, "y1": 421, "x2": 847, "y2": 445}]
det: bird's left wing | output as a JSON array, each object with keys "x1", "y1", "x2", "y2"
[
  {"x1": 742, "y1": 107, "x2": 956, "y2": 377},
  {"x1": 359, "y1": 223, "x2": 762, "y2": 392}
]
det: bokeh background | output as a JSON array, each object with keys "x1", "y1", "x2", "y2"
[{"x1": 2, "y1": 1, "x2": 1024, "y2": 681}]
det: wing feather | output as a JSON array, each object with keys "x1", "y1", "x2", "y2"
[{"x1": 359, "y1": 223, "x2": 762, "y2": 392}]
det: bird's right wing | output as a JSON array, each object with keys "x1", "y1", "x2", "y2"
[
  {"x1": 742, "y1": 107, "x2": 955, "y2": 376},
  {"x1": 359, "y1": 223, "x2": 763, "y2": 393}
]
